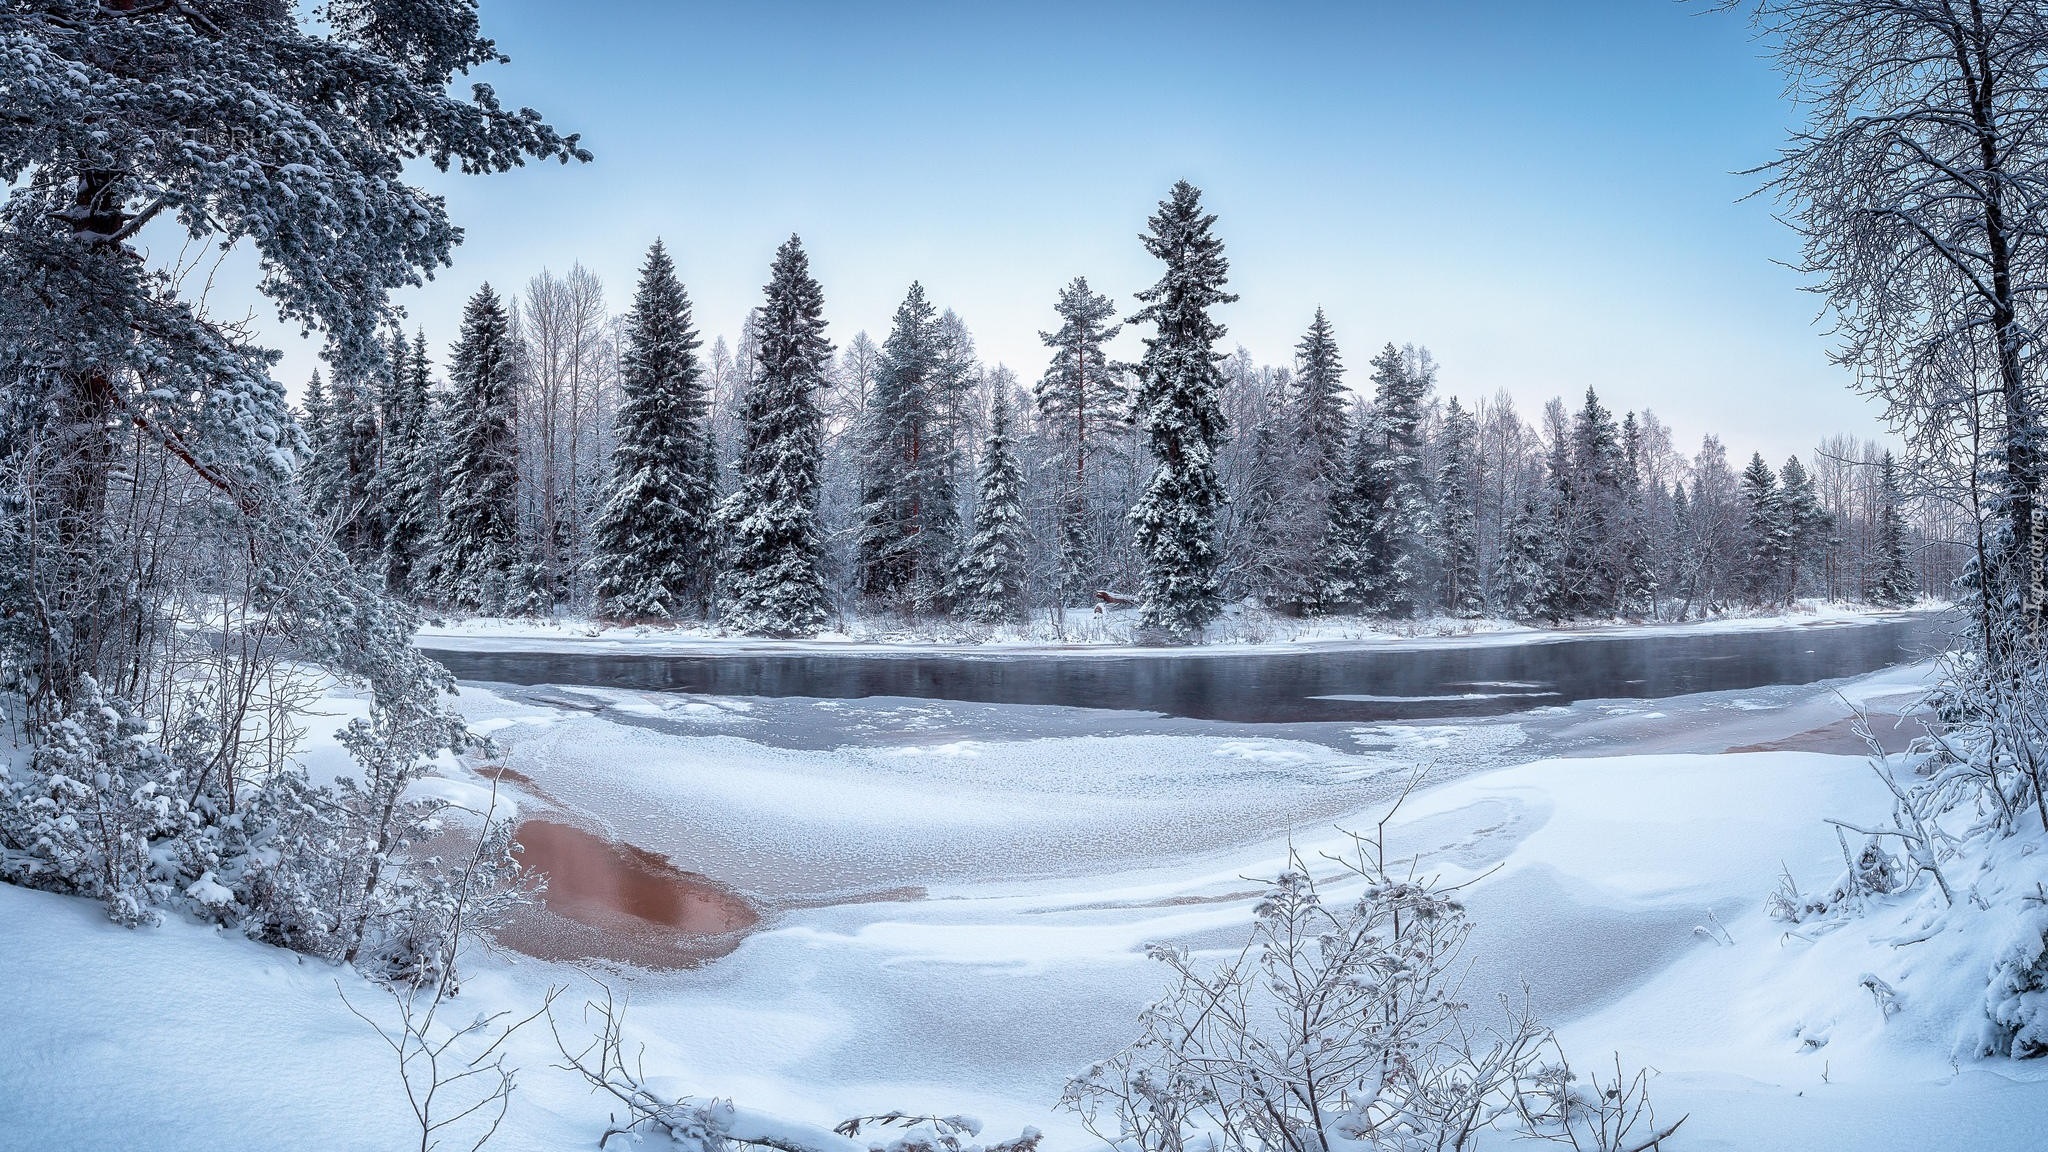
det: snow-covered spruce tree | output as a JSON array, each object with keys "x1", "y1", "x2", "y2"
[
  {"x1": 1867, "y1": 450, "x2": 1917, "y2": 606},
  {"x1": 1559, "y1": 388, "x2": 1626, "y2": 618},
  {"x1": 1036, "y1": 276, "x2": 1126, "y2": 607},
  {"x1": 718, "y1": 236, "x2": 833, "y2": 637},
  {"x1": 1776, "y1": 453, "x2": 1832, "y2": 600},
  {"x1": 590, "y1": 240, "x2": 714, "y2": 620},
  {"x1": 1496, "y1": 486, "x2": 1563, "y2": 622},
  {"x1": 1128, "y1": 181, "x2": 1238, "y2": 640},
  {"x1": 1738, "y1": 452, "x2": 1790, "y2": 608},
  {"x1": 301, "y1": 369, "x2": 342, "y2": 517},
  {"x1": 434, "y1": 285, "x2": 523, "y2": 613},
  {"x1": 381, "y1": 330, "x2": 440, "y2": 598},
  {"x1": 858, "y1": 282, "x2": 961, "y2": 615},
  {"x1": 1320, "y1": 415, "x2": 1384, "y2": 609},
  {"x1": 1291, "y1": 309, "x2": 1350, "y2": 607},
  {"x1": 1234, "y1": 368, "x2": 1297, "y2": 604},
  {"x1": 1359, "y1": 343, "x2": 1436, "y2": 617},
  {"x1": 0, "y1": 0, "x2": 580, "y2": 947},
  {"x1": 956, "y1": 391, "x2": 1031, "y2": 625},
  {"x1": 331, "y1": 368, "x2": 385, "y2": 559},
  {"x1": 1437, "y1": 396, "x2": 1484, "y2": 617},
  {"x1": 1615, "y1": 411, "x2": 1661, "y2": 616}
]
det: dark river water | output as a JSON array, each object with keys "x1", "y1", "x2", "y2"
[{"x1": 422, "y1": 613, "x2": 1953, "y2": 724}]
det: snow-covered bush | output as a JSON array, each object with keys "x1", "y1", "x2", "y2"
[
  {"x1": 0, "y1": 665, "x2": 520, "y2": 984},
  {"x1": 1765, "y1": 835, "x2": 1905, "y2": 925},
  {"x1": 1061, "y1": 829, "x2": 1676, "y2": 1152},
  {"x1": 1, "y1": 677, "x2": 181, "y2": 925}
]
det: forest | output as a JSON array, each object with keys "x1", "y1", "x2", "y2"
[{"x1": 300, "y1": 195, "x2": 1940, "y2": 641}]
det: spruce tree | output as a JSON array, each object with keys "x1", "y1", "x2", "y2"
[
  {"x1": 1739, "y1": 452, "x2": 1791, "y2": 607},
  {"x1": 1615, "y1": 412, "x2": 1660, "y2": 615},
  {"x1": 1776, "y1": 454, "x2": 1831, "y2": 600},
  {"x1": 1293, "y1": 308, "x2": 1350, "y2": 478},
  {"x1": 858, "y1": 282, "x2": 960, "y2": 614},
  {"x1": 1563, "y1": 388, "x2": 1625, "y2": 616},
  {"x1": 1869, "y1": 451, "x2": 1918, "y2": 606},
  {"x1": 956, "y1": 391, "x2": 1030, "y2": 624},
  {"x1": 719, "y1": 236, "x2": 833, "y2": 637},
  {"x1": 1293, "y1": 309, "x2": 1349, "y2": 606},
  {"x1": 591, "y1": 240, "x2": 713, "y2": 620},
  {"x1": 434, "y1": 284, "x2": 521, "y2": 613},
  {"x1": 379, "y1": 330, "x2": 438, "y2": 596},
  {"x1": 1437, "y1": 397, "x2": 1483, "y2": 616},
  {"x1": 1361, "y1": 343, "x2": 1434, "y2": 616},
  {"x1": 1320, "y1": 416, "x2": 1383, "y2": 608},
  {"x1": 1128, "y1": 180, "x2": 1237, "y2": 639},
  {"x1": 301, "y1": 370, "x2": 339, "y2": 515},
  {"x1": 1497, "y1": 487, "x2": 1562, "y2": 622},
  {"x1": 330, "y1": 367, "x2": 383, "y2": 559},
  {"x1": 1035, "y1": 276, "x2": 1125, "y2": 603}
]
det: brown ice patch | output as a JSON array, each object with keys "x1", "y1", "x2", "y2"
[
  {"x1": 496, "y1": 819, "x2": 759, "y2": 970},
  {"x1": 1726, "y1": 715, "x2": 1927, "y2": 755},
  {"x1": 475, "y1": 764, "x2": 569, "y2": 808}
]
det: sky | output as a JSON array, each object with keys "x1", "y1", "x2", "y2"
[{"x1": 225, "y1": 0, "x2": 1881, "y2": 466}]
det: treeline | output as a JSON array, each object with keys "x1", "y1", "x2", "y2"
[{"x1": 303, "y1": 183, "x2": 1945, "y2": 638}]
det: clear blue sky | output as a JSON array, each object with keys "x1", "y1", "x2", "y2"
[{"x1": 237, "y1": 0, "x2": 1875, "y2": 465}]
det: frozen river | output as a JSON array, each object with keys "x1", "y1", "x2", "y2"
[
  {"x1": 403, "y1": 614, "x2": 1972, "y2": 1149},
  {"x1": 424, "y1": 612, "x2": 1948, "y2": 722}
]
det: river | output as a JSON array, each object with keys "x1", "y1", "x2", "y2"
[{"x1": 422, "y1": 612, "x2": 1951, "y2": 723}]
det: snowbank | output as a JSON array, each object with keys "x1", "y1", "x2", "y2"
[{"x1": 7, "y1": 658, "x2": 2046, "y2": 1152}]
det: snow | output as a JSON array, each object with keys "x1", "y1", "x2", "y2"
[{"x1": 6, "y1": 649, "x2": 2047, "y2": 1151}]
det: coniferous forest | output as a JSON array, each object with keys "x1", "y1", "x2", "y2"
[{"x1": 300, "y1": 182, "x2": 1946, "y2": 641}]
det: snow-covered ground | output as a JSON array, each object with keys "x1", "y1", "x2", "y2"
[
  {"x1": 414, "y1": 598, "x2": 1942, "y2": 656},
  {"x1": 6, "y1": 652, "x2": 2046, "y2": 1151}
]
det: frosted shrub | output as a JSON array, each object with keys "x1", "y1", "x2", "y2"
[
  {"x1": 1765, "y1": 836, "x2": 1905, "y2": 925},
  {"x1": 1983, "y1": 904, "x2": 2048, "y2": 1058},
  {"x1": 0, "y1": 678, "x2": 520, "y2": 984},
  {"x1": 1061, "y1": 827, "x2": 1678, "y2": 1152},
  {"x1": 1, "y1": 677, "x2": 180, "y2": 925}
]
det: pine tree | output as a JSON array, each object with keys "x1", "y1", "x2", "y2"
[
  {"x1": 435, "y1": 284, "x2": 522, "y2": 612},
  {"x1": 1868, "y1": 451, "x2": 1917, "y2": 606},
  {"x1": 1437, "y1": 397, "x2": 1483, "y2": 616},
  {"x1": 858, "y1": 282, "x2": 960, "y2": 614},
  {"x1": 1035, "y1": 276, "x2": 1125, "y2": 602},
  {"x1": 1128, "y1": 180, "x2": 1238, "y2": 639},
  {"x1": 1740, "y1": 452, "x2": 1791, "y2": 607},
  {"x1": 590, "y1": 240, "x2": 714, "y2": 620},
  {"x1": 956, "y1": 391, "x2": 1030, "y2": 624},
  {"x1": 719, "y1": 236, "x2": 833, "y2": 637}
]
